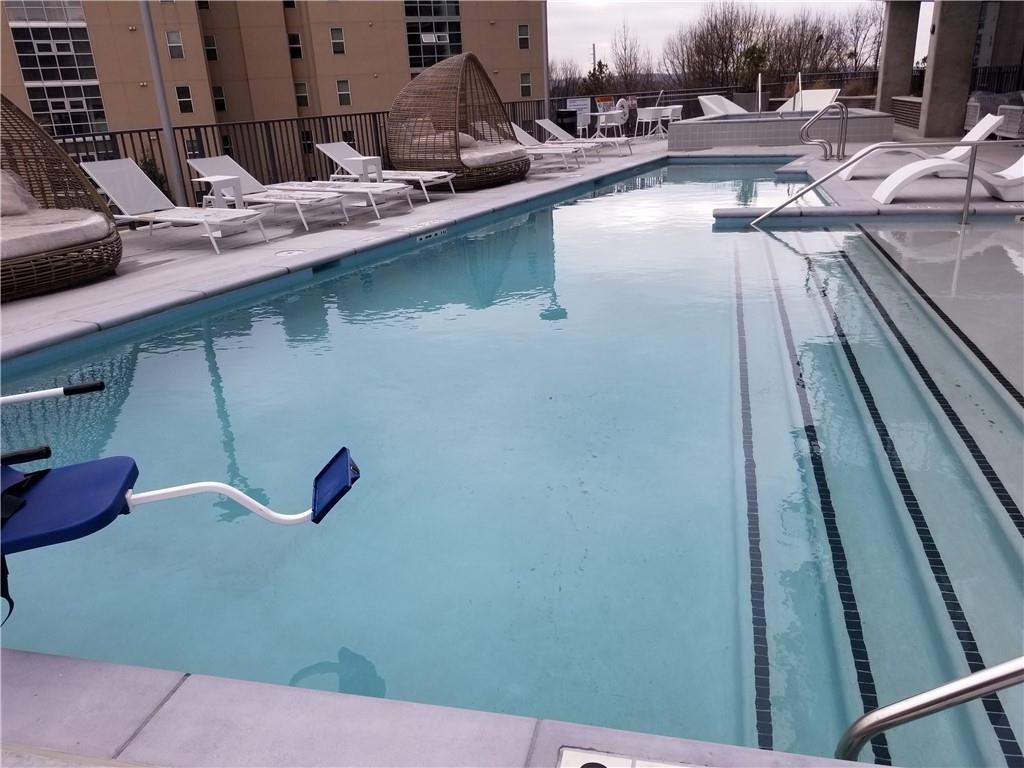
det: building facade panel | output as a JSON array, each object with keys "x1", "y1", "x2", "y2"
[{"x1": 1, "y1": 0, "x2": 546, "y2": 138}]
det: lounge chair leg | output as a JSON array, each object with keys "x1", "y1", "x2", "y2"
[
  {"x1": 256, "y1": 218, "x2": 269, "y2": 243},
  {"x1": 419, "y1": 180, "x2": 430, "y2": 203},
  {"x1": 368, "y1": 194, "x2": 381, "y2": 219},
  {"x1": 202, "y1": 220, "x2": 221, "y2": 255},
  {"x1": 339, "y1": 200, "x2": 350, "y2": 223},
  {"x1": 294, "y1": 202, "x2": 309, "y2": 231},
  {"x1": 405, "y1": 192, "x2": 413, "y2": 211},
  {"x1": 448, "y1": 179, "x2": 456, "y2": 194}
]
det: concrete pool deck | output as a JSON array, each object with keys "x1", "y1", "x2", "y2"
[
  {"x1": 1, "y1": 135, "x2": 1020, "y2": 767},
  {"x1": 1, "y1": 648, "x2": 856, "y2": 767}
]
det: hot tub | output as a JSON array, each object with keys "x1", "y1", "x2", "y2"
[{"x1": 668, "y1": 108, "x2": 894, "y2": 152}]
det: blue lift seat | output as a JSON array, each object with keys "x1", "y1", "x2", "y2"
[{"x1": 1, "y1": 457, "x2": 139, "y2": 555}]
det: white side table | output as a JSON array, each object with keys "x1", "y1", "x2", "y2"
[
  {"x1": 193, "y1": 174, "x2": 244, "y2": 210},
  {"x1": 330, "y1": 155, "x2": 383, "y2": 183}
]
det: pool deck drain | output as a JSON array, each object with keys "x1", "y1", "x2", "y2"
[{"x1": 1, "y1": 649, "x2": 855, "y2": 767}]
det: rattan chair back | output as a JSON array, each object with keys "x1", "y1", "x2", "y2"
[{"x1": 387, "y1": 53, "x2": 529, "y2": 190}]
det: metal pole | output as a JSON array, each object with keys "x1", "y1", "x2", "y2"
[
  {"x1": 835, "y1": 657, "x2": 1024, "y2": 762},
  {"x1": 961, "y1": 144, "x2": 978, "y2": 226},
  {"x1": 138, "y1": 0, "x2": 187, "y2": 205},
  {"x1": 541, "y1": 0, "x2": 550, "y2": 121}
]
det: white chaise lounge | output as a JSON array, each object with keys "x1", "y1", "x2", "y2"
[
  {"x1": 316, "y1": 141, "x2": 456, "y2": 202},
  {"x1": 839, "y1": 113, "x2": 1005, "y2": 180},
  {"x1": 697, "y1": 89, "x2": 841, "y2": 118},
  {"x1": 268, "y1": 179, "x2": 414, "y2": 219},
  {"x1": 536, "y1": 118, "x2": 633, "y2": 156},
  {"x1": 698, "y1": 95, "x2": 749, "y2": 117},
  {"x1": 187, "y1": 155, "x2": 349, "y2": 231},
  {"x1": 872, "y1": 153, "x2": 1024, "y2": 204},
  {"x1": 511, "y1": 123, "x2": 593, "y2": 166},
  {"x1": 81, "y1": 158, "x2": 267, "y2": 254}
]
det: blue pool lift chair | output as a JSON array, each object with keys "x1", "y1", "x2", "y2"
[{"x1": 1, "y1": 380, "x2": 359, "y2": 618}]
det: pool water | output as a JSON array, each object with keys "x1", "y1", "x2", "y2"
[{"x1": 3, "y1": 164, "x2": 1022, "y2": 767}]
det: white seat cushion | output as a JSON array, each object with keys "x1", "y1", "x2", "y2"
[
  {"x1": 459, "y1": 145, "x2": 528, "y2": 168},
  {"x1": 1, "y1": 208, "x2": 111, "y2": 259}
]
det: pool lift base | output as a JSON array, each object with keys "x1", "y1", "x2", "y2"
[{"x1": 0, "y1": 380, "x2": 360, "y2": 620}]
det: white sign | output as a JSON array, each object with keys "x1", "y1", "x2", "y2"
[{"x1": 566, "y1": 97, "x2": 590, "y2": 130}]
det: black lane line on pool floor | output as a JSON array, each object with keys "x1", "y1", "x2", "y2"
[
  {"x1": 806, "y1": 251, "x2": 1024, "y2": 768},
  {"x1": 854, "y1": 224, "x2": 1024, "y2": 410},
  {"x1": 733, "y1": 252, "x2": 773, "y2": 751},
  {"x1": 763, "y1": 249, "x2": 892, "y2": 766},
  {"x1": 836, "y1": 240, "x2": 1024, "y2": 540}
]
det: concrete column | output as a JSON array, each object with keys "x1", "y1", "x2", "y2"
[
  {"x1": 919, "y1": 0, "x2": 982, "y2": 137},
  {"x1": 874, "y1": 1, "x2": 921, "y2": 114}
]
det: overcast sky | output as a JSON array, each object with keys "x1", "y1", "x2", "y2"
[{"x1": 546, "y1": 0, "x2": 934, "y2": 72}]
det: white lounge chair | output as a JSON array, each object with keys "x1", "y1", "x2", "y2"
[
  {"x1": 187, "y1": 155, "x2": 349, "y2": 231},
  {"x1": 315, "y1": 141, "x2": 456, "y2": 202},
  {"x1": 267, "y1": 179, "x2": 414, "y2": 219},
  {"x1": 872, "y1": 153, "x2": 1024, "y2": 204},
  {"x1": 776, "y1": 88, "x2": 840, "y2": 113},
  {"x1": 698, "y1": 95, "x2": 748, "y2": 117},
  {"x1": 511, "y1": 123, "x2": 592, "y2": 166},
  {"x1": 536, "y1": 118, "x2": 633, "y2": 156},
  {"x1": 80, "y1": 158, "x2": 267, "y2": 254},
  {"x1": 839, "y1": 113, "x2": 1005, "y2": 180}
]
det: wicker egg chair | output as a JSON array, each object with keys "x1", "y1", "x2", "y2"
[
  {"x1": 386, "y1": 53, "x2": 530, "y2": 191},
  {"x1": 1, "y1": 95, "x2": 122, "y2": 302}
]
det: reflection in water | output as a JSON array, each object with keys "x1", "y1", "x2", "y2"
[
  {"x1": 333, "y1": 208, "x2": 565, "y2": 322},
  {"x1": 289, "y1": 646, "x2": 386, "y2": 697},
  {"x1": 0, "y1": 347, "x2": 139, "y2": 466},
  {"x1": 201, "y1": 322, "x2": 269, "y2": 522}
]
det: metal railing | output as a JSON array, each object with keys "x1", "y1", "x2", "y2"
[
  {"x1": 798, "y1": 101, "x2": 849, "y2": 161},
  {"x1": 749, "y1": 138, "x2": 1024, "y2": 227},
  {"x1": 836, "y1": 656, "x2": 1024, "y2": 761},
  {"x1": 54, "y1": 99, "x2": 546, "y2": 206}
]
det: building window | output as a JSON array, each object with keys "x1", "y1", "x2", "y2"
[
  {"x1": 518, "y1": 24, "x2": 529, "y2": 49},
  {"x1": 520, "y1": 72, "x2": 531, "y2": 98},
  {"x1": 4, "y1": 0, "x2": 86, "y2": 23},
  {"x1": 176, "y1": 85, "x2": 193, "y2": 113},
  {"x1": 288, "y1": 32, "x2": 302, "y2": 58},
  {"x1": 300, "y1": 129, "x2": 313, "y2": 154},
  {"x1": 336, "y1": 79, "x2": 351, "y2": 106},
  {"x1": 184, "y1": 138, "x2": 203, "y2": 158},
  {"x1": 341, "y1": 129, "x2": 355, "y2": 144},
  {"x1": 405, "y1": 0, "x2": 461, "y2": 71},
  {"x1": 294, "y1": 81, "x2": 308, "y2": 108},
  {"x1": 212, "y1": 85, "x2": 226, "y2": 111},
  {"x1": 203, "y1": 34, "x2": 217, "y2": 61},
  {"x1": 282, "y1": 0, "x2": 295, "y2": 7},
  {"x1": 330, "y1": 27, "x2": 345, "y2": 54},
  {"x1": 196, "y1": 0, "x2": 209, "y2": 8},
  {"x1": 222, "y1": 133, "x2": 233, "y2": 156},
  {"x1": 166, "y1": 30, "x2": 184, "y2": 59}
]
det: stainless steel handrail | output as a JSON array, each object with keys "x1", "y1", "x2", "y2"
[
  {"x1": 799, "y1": 101, "x2": 848, "y2": 161},
  {"x1": 749, "y1": 138, "x2": 1024, "y2": 228},
  {"x1": 835, "y1": 656, "x2": 1024, "y2": 762}
]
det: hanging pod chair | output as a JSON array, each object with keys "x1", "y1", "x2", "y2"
[{"x1": 387, "y1": 53, "x2": 530, "y2": 190}]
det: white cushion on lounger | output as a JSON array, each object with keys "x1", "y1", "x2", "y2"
[
  {"x1": 1, "y1": 208, "x2": 111, "y2": 259},
  {"x1": 459, "y1": 145, "x2": 528, "y2": 168}
]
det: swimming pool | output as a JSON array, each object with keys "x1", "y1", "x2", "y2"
[{"x1": 3, "y1": 164, "x2": 1022, "y2": 766}]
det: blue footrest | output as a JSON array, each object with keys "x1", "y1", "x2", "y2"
[{"x1": 311, "y1": 447, "x2": 360, "y2": 524}]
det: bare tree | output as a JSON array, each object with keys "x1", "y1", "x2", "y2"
[
  {"x1": 611, "y1": 21, "x2": 655, "y2": 92},
  {"x1": 844, "y1": 1, "x2": 885, "y2": 71},
  {"x1": 549, "y1": 57, "x2": 584, "y2": 98},
  {"x1": 661, "y1": 26, "x2": 690, "y2": 89}
]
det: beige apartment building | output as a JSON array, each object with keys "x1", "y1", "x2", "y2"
[{"x1": 1, "y1": 0, "x2": 547, "y2": 138}]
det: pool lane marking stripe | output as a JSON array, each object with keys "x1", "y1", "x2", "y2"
[
  {"x1": 854, "y1": 224, "x2": 1024, "y2": 410},
  {"x1": 804, "y1": 252, "x2": 1024, "y2": 768},
  {"x1": 763, "y1": 247, "x2": 892, "y2": 766},
  {"x1": 733, "y1": 251, "x2": 773, "y2": 751},
  {"x1": 833, "y1": 244, "x2": 1024, "y2": 539}
]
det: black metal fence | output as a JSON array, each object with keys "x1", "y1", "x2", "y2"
[{"x1": 909, "y1": 64, "x2": 1023, "y2": 97}]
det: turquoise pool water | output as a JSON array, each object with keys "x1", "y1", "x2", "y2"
[{"x1": 3, "y1": 164, "x2": 1022, "y2": 766}]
